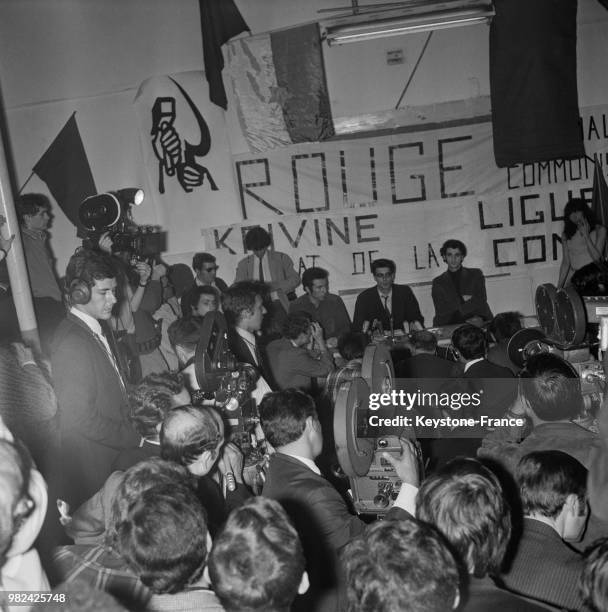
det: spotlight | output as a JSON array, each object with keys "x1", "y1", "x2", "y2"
[{"x1": 115, "y1": 188, "x2": 144, "y2": 207}]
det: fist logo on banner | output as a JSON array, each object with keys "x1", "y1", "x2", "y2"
[{"x1": 151, "y1": 77, "x2": 218, "y2": 194}]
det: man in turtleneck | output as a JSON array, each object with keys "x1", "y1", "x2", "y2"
[{"x1": 431, "y1": 239, "x2": 492, "y2": 327}]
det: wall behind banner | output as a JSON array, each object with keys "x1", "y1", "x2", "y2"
[{"x1": 1, "y1": 0, "x2": 608, "y2": 318}]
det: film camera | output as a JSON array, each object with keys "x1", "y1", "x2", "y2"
[
  {"x1": 333, "y1": 343, "x2": 420, "y2": 515},
  {"x1": 190, "y1": 311, "x2": 266, "y2": 481},
  {"x1": 506, "y1": 283, "x2": 607, "y2": 422},
  {"x1": 79, "y1": 190, "x2": 166, "y2": 260}
]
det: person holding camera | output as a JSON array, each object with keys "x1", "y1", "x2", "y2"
[{"x1": 265, "y1": 313, "x2": 335, "y2": 392}]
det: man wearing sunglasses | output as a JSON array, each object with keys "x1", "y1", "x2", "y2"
[
  {"x1": 353, "y1": 258, "x2": 424, "y2": 334},
  {"x1": 192, "y1": 252, "x2": 228, "y2": 294}
]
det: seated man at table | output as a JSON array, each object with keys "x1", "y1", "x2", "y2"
[
  {"x1": 266, "y1": 313, "x2": 334, "y2": 392},
  {"x1": 432, "y1": 239, "x2": 492, "y2": 326},
  {"x1": 353, "y1": 258, "x2": 424, "y2": 333},
  {"x1": 289, "y1": 267, "x2": 351, "y2": 347}
]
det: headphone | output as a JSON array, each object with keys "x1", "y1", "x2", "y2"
[{"x1": 68, "y1": 277, "x2": 92, "y2": 305}]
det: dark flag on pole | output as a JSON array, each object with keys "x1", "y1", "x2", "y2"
[
  {"x1": 199, "y1": 0, "x2": 250, "y2": 109},
  {"x1": 591, "y1": 156, "x2": 608, "y2": 230},
  {"x1": 32, "y1": 113, "x2": 97, "y2": 235}
]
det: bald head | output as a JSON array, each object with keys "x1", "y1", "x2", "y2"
[{"x1": 160, "y1": 406, "x2": 223, "y2": 468}]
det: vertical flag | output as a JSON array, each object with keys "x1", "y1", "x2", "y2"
[
  {"x1": 199, "y1": 0, "x2": 250, "y2": 110},
  {"x1": 33, "y1": 114, "x2": 97, "y2": 234},
  {"x1": 226, "y1": 23, "x2": 335, "y2": 152},
  {"x1": 490, "y1": 0, "x2": 584, "y2": 166},
  {"x1": 591, "y1": 156, "x2": 608, "y2": 231}
]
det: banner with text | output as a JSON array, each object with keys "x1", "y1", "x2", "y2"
[{"x1": 203, "y1": 104, "x2": 608, "y2": 291}]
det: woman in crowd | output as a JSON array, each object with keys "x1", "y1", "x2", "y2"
[{"x1": 558, "y1": 198, "x2": 607, "y2": 294}]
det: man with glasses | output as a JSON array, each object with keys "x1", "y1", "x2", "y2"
[
  {"x1": 353, "y1": 258, "x2": 424, "y2": 333},
  {"x1": 192, "y1": 252, "x2": 228, "y2": 294}
]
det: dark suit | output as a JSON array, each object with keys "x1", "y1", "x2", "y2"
[
  {"x1": 353, "y1": 284, "x2": 424, "y2": 332},
  {"x1": 262, "y1": 453, "x2": 364, "y2": 612},
  {"x1": 226, "y1": 327, "x2": 276, "y2": 389},
  {"x1": 432, "y1": 267, "x2": 492, "y2": 326},
  {"x1": 464, "y1": 358, "x2": 517, "y2": 419},
  {"x1": 502, "y1": 518, "x2": 585, "y2": 610},
  {"x1": 464, "y1": 576, "x2": 553, "y2": 612},
  {"x1": 51, "y1": 314, "x2": 140, "y2": 507}
]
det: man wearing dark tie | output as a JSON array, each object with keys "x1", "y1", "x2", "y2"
[
  {"x1": 51, "y1": 249, "x2": 139, "y2": 507},
  {"x1": 353, "y1": 258, "x2": 424, "y2": 333}
]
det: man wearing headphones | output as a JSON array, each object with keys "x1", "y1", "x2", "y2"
[
  {"x1": 51, "y1": 248, "x2": 140, "y2": 507},
  {"x1": 431, "y1": 239, "x2": 493, "y2": 327}
]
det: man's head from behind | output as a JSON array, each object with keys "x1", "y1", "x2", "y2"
[
  {"x1": 342, "y1": 518, "x2": 460, "y2": 612},
  {"x1": 259, "y1": 390, "x2": 322, "y2": 459},
  {"x1": 209, "y1": 497, "x2": 307, "y2": 612},
  {"x1": 519, "y1": 353, "x2": 583, "y2": 422},
  {"x1": 167, "y1": 318, "x2": 201, "y2": 366},
  {"x1": 411, "y1": 330, "x2": 438, "y2": 355},
  {"x1": 192, "y1": 252, "x2": 219, "y2": 285},
  {"x1": 0, "y1": 439, "x2": 33, "y2": 568},
  {"x1": 222, "y1": 281, "x2": 267, "y2": 332},
  {"x1": 338, "y1": 332, "x2": 369, "y2": 361},
  {"x1": 516, "y1": 450, "x2": 588, "y2": 541},
  {"x1": 581, "y1": 537, "x2": 608, "y2": 612},
  {"x1": 65, "y1": 248, "x2": 118, "y2": 320},
  {"x1": 160, "y1": 406, "x2": 224, "y2": 477},
  {"x1": 106, "y1": 457, "x2": 192, "y2": 548},
  {"x1": 127, "y1": 372, "x2": 189, "y2": 438},
  {"x1": 489, "y1": 311, "x2": 522, "y2": 343},
  {"x1": 117, "y1": 483, "x2": 209, "y2": 595},
  {"x1": 16, "y1": 193, "x2": 52, "y2": 231},
  {"x1": 451, "y1": 324, "x2": 486, "y2": 361},
  {"x1": 416, "y1": 458, "x2": 510, "y2": 578}
]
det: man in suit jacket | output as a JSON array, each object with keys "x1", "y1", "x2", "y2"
[
  {"x1": 192, "y1": 252, "x2": 228, "y2": 294},
  {"x1": 432, "y1": 239, "x2": 492, "y2": 326},
  {"x1": 222, "y1": 281, "x2": 276, "y2": 395},
  {"x1": 452, "y1": 324, "x2": 516, "y2": 420},
  {"x1": 353, "y1": 258, "x2": 424, "y2": 333},
  {"x1": 395, "y1": 458, "x2": 548, "y2": 612},
  {"x1": 260, "y1": 390, "x2": 419, "y2": 611},
  {"x1": 51, "y1": 249, "x2": 140, "y2": 507},
  {"x1": 235, "y1": 227, "x2": 300, "y2": 312},
  {"x1": 502, "y1": 451, "x2": 588, "y2": 610}
]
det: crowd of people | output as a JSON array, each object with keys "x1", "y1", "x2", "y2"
[{"x1": 1, "y1": 194, "x2": 608, "y2": 611}]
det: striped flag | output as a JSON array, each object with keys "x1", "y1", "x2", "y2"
[{"x1": 226, "y1": 23, "x2": 334, "y2": 153}]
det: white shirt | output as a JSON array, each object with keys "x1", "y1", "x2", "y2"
[
  {"x1": 70, "y1": 306, "x2": 124, "y2": 387},
  {"x1": 377, "y1": 287, "x2": 393, "y2": 314},
  {"x1": 281, "y1": 448, "x2": 418, "y2": 514},
  {"x1": 464, "y1": 357, "x2": 485, "y2": 373},
  {"x1": 235, "y1": 327, "x2": 272, "y2": 404},
  {"x1": 251, "y1": 252, "x2": 279, "y2": 301},
  {"x1": 281, "y1": 452, "x2": 322, "y2": 475}
]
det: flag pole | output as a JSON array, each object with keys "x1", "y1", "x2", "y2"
[
  {"x1": 0, "y1": 126, "x2": 40, "y2": 352},
  {"x1": 18, "y1": 170, "x2": 35, "y2": 195}
]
